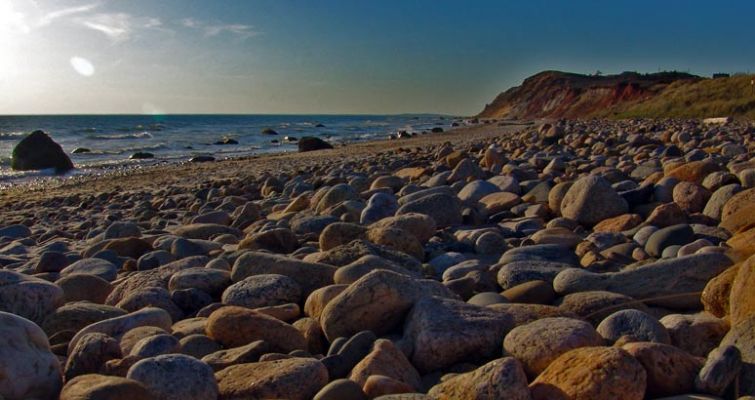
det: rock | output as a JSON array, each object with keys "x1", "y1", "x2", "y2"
[
  {"x1": 304, "y1": 284, "x2": 348, "y2": 319},
  {"x1": 129, "y1": 333, "x2": 180, "y2": 358},
  {"x1": 168, "y1": 267, "x2": 230, "y2": 296},
  {"x1": 231, "y1": 251, "x2": 335, "y2": 296},
  {"x1": 553, "y1": 253, "x2": 733, "y2": 309},
  {"x1": 11, "y1": 130, "x2": 74, "y2": 172},
  {"x1": 467, "y1": 291, "x2": 509, "y2": 306},
  {"x1": 172, "y1": 223, "x2": 240, "y2": 240},
  {"x1": 334, "y1": 255, "x2": 419, "y2": 285},
  {"x1": 646, "y1": 202, "x2": 687, "y2": 227},
  {"x1": 361, "y1": 193, "x2": 399, "y2": 224},
  {"x1": 496, "y1": 260, "x2": 573, "y2": 290},
  {"x1": 593, "y1": 214, "x2": 643, "y2": 233},
  {"x1": 458, "y1": 180, "x2": 500, "y2": 204},
  {"x1": 190, "y1": 155, "x2": 214, "y2": 163},
  {"x1": 0, "y1": 311, "x2": 62, "y2": 400},
  {"x1": 201, "y1": 340, "x2": 268, "y2": 371},
  {"x1": 719, "y1": 313, "x2": 755, "y2": 396},
  {"x1": 261, "y1": 127, "x2": 278, "y2": 135},
  {"x1": 502, "y1": 280, "x2": 556, "y2": 304},
  {"x1": 41, "y1": 302, "x2": 126, "y2": 337},
  {"x1": 556, "y1": 290, "x2": 650, "y2": 325},
  {"x1": 56, "y1": 274, "x2": 113, "y2": 303},
  {"x1": 60, "y1": 258, "x2": 118, "y2": 282},
  {"x1": 529, "y1": 346, "x2": 646, "y2": 400},
  {"x1": 205, "y1": 305, "x2": 306, "y2": 352},
  {"x1": 311, "y1": 239, "x2": 424, "y2": 271},
  {"x1": 0, "y1": 269, "x2": 64, "y2": 324},
  {"x1": 703, "y1": 184, "x2": 741, "y2": 220},
  {"x1": 293, "y1": 317, "x2": 328, "y2": 355},
  {"x1": 730, "y1": 253, "x2": 755, "y2": 325},
  {"x1": 299, "y1": 136, "x2": 333, "y2": 152},
  {"x1": 179, "y1": 334, "x2": 222, "y2": 359},
  {"x1": 319, "y1": 223, "x2": 367, "y2": 251},
  {"x1": 320, "y1": 269, "x2": 456, "y2": 340},
  {"x1": 324, "y1": 330, "x2": 378, "y2": 378},
  {"x1": 313, "y1": 379, "x2": 368, "y2": 400},
  {"x1": 499, "y1": 244, "x2": 579, "y2": 266},
  {"x1": 130, "y1": 152, "x2": 154, "y2": 159},
  {"x1": 673, "y1": 182, "x2": 711, "y2": 213},
  {"x1": 349, "y1": 339, "x2": 422, "y2": 390},
  {"x1": 666, "y1": 161, "x2": 720, "y2": 184},
  {"x1": 622, "y1": 342, "x2": 703, "y2": 397},
  {"x1": 560, "y1": 175, "x2": 629, "y2": 226},
  {"x1": 503, "y1": 317, "x2": 603, "y2": 377},
  {"x1": 68, "y1": 307, "x2": 172, "y2": 354},
  {"x1": 645, "y1": 224, "x2": 695, "y2": 257},
  {"x1": 366, "y1": 226, "x2": 424, "y2": 260},
  {"x1": 720, "y1": 188, "x2": 755, "y2": 233},
  {"x1": 530, "y1": 227, "x2": 582, "y2": 247},
  {"x1": 369, "y1": 213, "x2": 437, "y2": 243},
  {"x1": 548, "y1": 181, "x2": 573, "y2": 215},
  {"x1": 660, "y1": 313, "x2": 729, "y2": 357},
  {"x1": 60, "y1": 374, "x2": 153, "y2": 400},
  {"x1": 362, "y1": 375, "x2": 415, "y2": 398},
  {"x1": 238, "y1": 227, "x2": 298, "y2": 254},
  {"x1": 403, "y1": 296, "x2": 514, "y2": 372},
  {"x1": 126, "y1": 354, "x2": 218, "y2": 400},
  {"x1": 104, "y1": 238, "x2": 153, "y2": 259},
  {"x1": 64, "y1": 332, "x2": 121, "y2": 381},
  {"x1": 479, "y1": 191, "x2": 522, "y2": 215},
  {"x1": 115, "y1": 286, "x2": 183, "y2": 322},
  {"x1": 596, "y1": 309, "x2": 671, "y2": 344},
  {"x1": 215, "y1": 358, "x2": 328, "y2": 400},
  {"x1": 221, "y1": 274, "x2": 301, "y2": 308},
  {"x1": 701, "y1": 265, "x2": 739, "y2": 318},
  {"x1": 428, "y1": 357, "x2": 531, "y2": 400},
  {"x1": 695, "y1": 345, "x2": 742, "y2": 396},
  {"x1": 396, "y1": 193, "x2": 462, "y2": 228}
]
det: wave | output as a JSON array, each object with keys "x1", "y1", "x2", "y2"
[
  {"x1": 0, "y1": 132, "x2": 27, "y2": 140},
  {"x1": 116, "y1": 143, "x2": 167, "y2": 153},
  {"x1": 88, "y1": 132, "x2": 154, "y2": 140}
]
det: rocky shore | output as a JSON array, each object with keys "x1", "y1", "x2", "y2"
[{"x1": 0, "y1": 119, "x2": 754, "y2": 400}]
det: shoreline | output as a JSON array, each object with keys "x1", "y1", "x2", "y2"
[{"x1": 0, "y1": 121, "x2": 531, "y2": 210}]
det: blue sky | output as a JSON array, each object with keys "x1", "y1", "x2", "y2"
[{"x1": 1, "y1": 0, "x2": 754, "y2": 115}]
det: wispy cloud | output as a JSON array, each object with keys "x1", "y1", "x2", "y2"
[
  {"x1": 77, "y1": 13, "x2": 168, "y2": 42},
  {"x1": 37, "y1": 3, "x2": 100, "y2": 27},
  {"x1": 180, "y1": 17, "x2": 259, "y2": 39}
]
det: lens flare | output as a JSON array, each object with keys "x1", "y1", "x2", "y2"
[{"x1": 70, "y1": 57, "x2": 95, "y2": 77}]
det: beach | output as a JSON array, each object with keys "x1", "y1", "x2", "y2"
[{"x1": 1, "y1": 118, "x2": 754, "y2": 399}]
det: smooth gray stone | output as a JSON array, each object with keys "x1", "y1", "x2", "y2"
[
  {"x1": 553, "y1": 253, "x2": 733, "y2": 309},
  {"x1": 499, "y1": 244, "x2": 579, "y2": 266}
]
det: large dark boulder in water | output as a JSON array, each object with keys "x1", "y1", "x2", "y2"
[
  {"x1": 298, "y1": 136, "x2": 333, "y2": 152},
  {"x1": 11, "y1": 130, "x2": 74, "y2": 172}
]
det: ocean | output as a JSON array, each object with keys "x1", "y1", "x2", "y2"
[{"x1": 0, "y1": 114, "x2": 455, "y2": 186}]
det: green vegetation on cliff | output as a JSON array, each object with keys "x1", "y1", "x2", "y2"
[{"x1": 596, "y1": 74, "x2": 755, "y2": 119}]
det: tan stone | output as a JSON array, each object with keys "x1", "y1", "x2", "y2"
[
  {"x1": 529, "y1": 346, "x2": 646, "y2": 400},
  {"x1": 593, "y1": 214, "x2": 643, "y2": 232},
  {"x1": 349, "y1": 339, "x2": 422, "y2": 390},
  {"x1": 205, "y1": 306, "x2": 306, "y2": 352}
]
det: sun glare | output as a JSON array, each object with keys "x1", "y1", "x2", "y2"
[{"x1": 70, "y1": 56, "x2": 95, "y2": 77}]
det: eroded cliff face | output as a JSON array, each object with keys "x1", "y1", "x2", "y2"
[{"x1": 478, "y1": 71, "x2": 700, "y2": 119}]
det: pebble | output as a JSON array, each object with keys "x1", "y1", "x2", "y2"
[
  {"x1": 503, "y1": 317, "x2": 603, "y2": 377},
  {"x1": 529, "y1": 346, "x2": 646, "y2": 400},
  {"x1": 126, "y1": 354, "x2": 218, "y2": 400},
  {"x1": 0, "y1": 311, "x2": 62, "y2": 400},
  {"x1": 1, "y1": 118, "x2": 753, "y2": 400},
  {"x1": 596, "y1": 309, "x2": 671, "y2": 344},
  {"x1": 215, "y1": 358, "x2": 328, "y2": 400}
]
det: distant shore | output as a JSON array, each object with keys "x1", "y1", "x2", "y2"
[{"x1": 0, "y1": 121, "x2": 531, "y2": 212}]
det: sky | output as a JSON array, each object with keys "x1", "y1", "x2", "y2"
[{"x1": 1, "y1": 0, "x2": 754, "y2": 115}]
